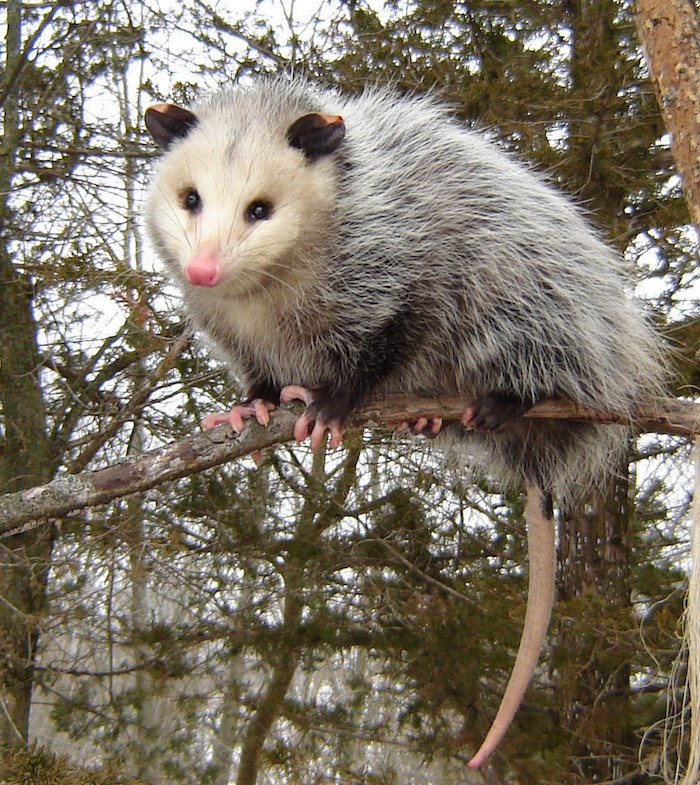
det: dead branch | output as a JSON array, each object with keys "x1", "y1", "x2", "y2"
[{"x1": 0, "y1": 395, "x2": 696, "y2": 537}]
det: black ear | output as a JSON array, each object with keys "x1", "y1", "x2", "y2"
[
  {"x1": 286, "y1": 113, "x2": 345, "y2": 161},
  {"x1": 145, "y1": 103, "x2": 199, "y2": 150}
]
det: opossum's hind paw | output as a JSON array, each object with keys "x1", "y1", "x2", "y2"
[
  {"x1": 202, "y1": 398, "x2": 275, "y2": 433},
  {"x1": 396, "y1": 417, "x2": 443, "y2": 439},
  {"x1": 461, "y1": 393, "x2": 531, "y2": 432},
  {"x1": 280, "y1": 385, "x2": 345, "y2": 451}
]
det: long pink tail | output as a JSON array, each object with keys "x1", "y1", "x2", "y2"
[{"x1": 468, "y1": 484, "x2": 556, "y2": 768}]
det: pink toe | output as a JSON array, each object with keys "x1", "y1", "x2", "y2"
[
  {"x1": 202, "y1": 412, "x2": 232, "y2": 431},
  {"x1": 328, "y1": 423, "x2": 344, "y2": 450},
  {"x1": 310, "y1": 420, "x2": 327, "y2": 450},
  {"x1": 252, "y1": 399, "x2": 272, "y2": 426},
  {"x1": 280, "y1": 385, "x2": 313, "y2": 406},
  {"x1": 294, "y1": 413, "x2": 311, "y2": 444}
]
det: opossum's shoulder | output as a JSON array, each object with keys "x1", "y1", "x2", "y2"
[{"x1": 333, "y1": 88, "x2": 555, "y2": 213}]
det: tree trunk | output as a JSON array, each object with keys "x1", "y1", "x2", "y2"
[
  {"x1": 557, "y1": 470, "x2": 635, "y2": 782},
  {"x1": 635, "y1": 0, "x2": 700, "y2": 231},
  {"x1": 555, "y1": 2, "x2": 639, "y2": 780},
  {"x1": 0, "y1": 0, "x2": 54, "y2": 750},
  {"x1": 636, "y1": 5, "x2": 700, "y2": 781}
]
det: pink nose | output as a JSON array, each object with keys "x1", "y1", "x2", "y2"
[{"x1": 185, "y1": 250, "x2": 223, "y2": 287}]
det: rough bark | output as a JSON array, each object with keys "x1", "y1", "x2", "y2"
[
  {"x1": 635, "y1": 6, "x2": 700, "y2": 782},
  {"x1": 635, "y1": 0, "x2": 700, "y2": 230}
]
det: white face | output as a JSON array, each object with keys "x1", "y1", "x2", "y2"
[{"x1": 145, "y1": 119, "x2": 335, "y2": 307}]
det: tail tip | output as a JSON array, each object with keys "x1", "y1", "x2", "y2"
[{"x1": 467, "y1": 747, "x2": 489, "y2": 768}]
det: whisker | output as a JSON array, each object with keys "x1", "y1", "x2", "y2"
[{"x1": 153, "y1": 184, "x2": 193, "y2": 255}]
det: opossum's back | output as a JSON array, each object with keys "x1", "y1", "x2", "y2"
[{"x1": 332, "y1": 88, "x2": 664, "y2": 412}]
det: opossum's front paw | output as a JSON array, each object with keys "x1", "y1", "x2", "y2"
[
  {"x1": 202, "y1": 398, "x2": 275, "y2": 433},
  {"x1": 396, "y1": 417, "x2": 443, "y2": 439},
  {"x1": 461, "y1": 393, "x2": 531, "y2": 432},
  {"x1": 280, "y1": 384, "x2": 345, "y2": 451}
]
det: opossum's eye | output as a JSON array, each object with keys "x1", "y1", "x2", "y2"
[
  {"x1": 181, "y1": 188, "x2": 201, "y2": 213},
  {"x1": 246, "y1": 200, "x2": 271, "y2": 222}
]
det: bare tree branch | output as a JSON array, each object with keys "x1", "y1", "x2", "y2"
[{"x1": 0, "y1": 395, "x2": 696, "y2": 537}]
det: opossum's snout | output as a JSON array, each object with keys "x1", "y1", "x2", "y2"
[{"x1": 185, "y1": 247, "x2": 223, "y2": 288}]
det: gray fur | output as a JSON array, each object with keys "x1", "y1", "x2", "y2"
[
  {"x1": 145, "y1": 76, "x2": 665, "y2": 500},
  {"x1": 144, "y1": 76, "x2": 667, "y2": 766}
]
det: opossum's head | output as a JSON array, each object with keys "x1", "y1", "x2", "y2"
[{"x1": 144, "y1": 97, "x2": 344, "y2": 304}]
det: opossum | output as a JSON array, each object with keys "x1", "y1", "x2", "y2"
[{"x1": 143, "y1": 77, "x2": 665, "y2": 766}]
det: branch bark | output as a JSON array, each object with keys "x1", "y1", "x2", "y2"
[{"x1": 0, "y1": 395, "x2": 696, "y2": 537}]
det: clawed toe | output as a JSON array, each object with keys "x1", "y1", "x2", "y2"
[
  {"x1": 281, "y1": 384, "x2": 345, "y2": 450},
  {"x1": 202, "y1": 399, "x2": 275, "y2": 433},
  {"x1": 396, "y1": 416, "x2": 443, "y2": 439},
  {"x1": 202, "y1": 411, "x2": 234, "y2": 431}
]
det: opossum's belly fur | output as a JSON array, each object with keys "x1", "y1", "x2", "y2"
[
  {"x1": 193, "y1": 287, "x2": 456, "y2": 399},
  {"x1": 189, "y1": 288, "x2": 626, "y2": 497}
]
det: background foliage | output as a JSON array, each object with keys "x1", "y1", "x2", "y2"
[{"x1": 0, "y1": 1, "x2": 697, "y2": 784}]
